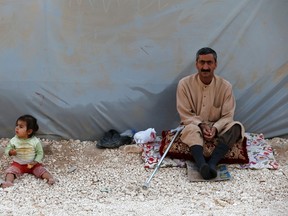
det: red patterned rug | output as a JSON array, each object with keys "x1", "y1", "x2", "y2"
[{"x1": 141, "y1": 132, "x2": 279, "y2": 170}]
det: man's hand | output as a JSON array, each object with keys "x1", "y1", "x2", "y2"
[{"x1": 199, "y1": 123, "x2": 217, "y2": 141}]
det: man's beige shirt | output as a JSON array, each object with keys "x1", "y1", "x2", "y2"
[{"x1": 176, "y1": 73, "x2": 244, "y2": 146}]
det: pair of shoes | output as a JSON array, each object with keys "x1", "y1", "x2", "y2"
[{"x1": 96, "y1": 129, "x2": 133, "y2": 149}]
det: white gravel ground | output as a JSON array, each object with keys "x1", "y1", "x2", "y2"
[{"x1": 0, "y1": 137, "x2": 288, "y2": 216}]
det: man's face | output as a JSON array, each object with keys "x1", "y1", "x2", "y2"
[{"x1": 196, "y1": 54, "x2": 217, "y2": 82}]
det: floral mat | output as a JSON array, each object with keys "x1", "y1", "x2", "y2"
[
  {"x1": 238, "y1": 132, "x2": 279, "y2": 169},
  {"x1": 141, "y1": 132, "x2": 279, "y2": 170}
]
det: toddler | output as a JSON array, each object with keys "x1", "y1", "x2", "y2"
[{"x1": 1, "y1": 114, "x2": 55, "y2": 188}]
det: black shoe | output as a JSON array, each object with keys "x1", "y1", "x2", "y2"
[
  {"x1": 119, "y1": 135, "x2": 133, "y2": 146},
  {"x1": 209, "y1": 165, "x2": 217, "y2": 179},
  {"x1": 190, "y1": 145, "x2": 213, "y2": 180},
  {"x1": 200, "y1": 163, "x2": 212, "y2": 180},
  {"x1": 97, "y1": 129, "x2": 133, "y2": 149},
  {"x1": 207, "y1": 143, "x2": 229, "y2": 178},
  {"x1": 97, "y1": 129, "x2": 121, "y2": 148}
]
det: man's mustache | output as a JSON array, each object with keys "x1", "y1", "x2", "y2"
[{"x1": 201, "y1": 69, "x2": 211, "y2": 72}]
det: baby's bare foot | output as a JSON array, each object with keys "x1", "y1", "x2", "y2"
[
  {"x1": 1, "y1": 181, "x2": 14, "y2": 188},
  {"x1": 47, "y1": 178, "x2": 55, "y2": 185}
]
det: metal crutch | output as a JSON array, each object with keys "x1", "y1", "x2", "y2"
[{"x1": 142, "y1": 125, "x2": 184, "y2": 189}]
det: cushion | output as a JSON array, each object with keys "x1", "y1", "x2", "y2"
[{"x1": 159, "y1": 130, "x2": 249, "y2": 164}]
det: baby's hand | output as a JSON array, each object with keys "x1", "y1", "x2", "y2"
[
  {"x1": 9, "y1": 149, "x2": 17, "y2": 156},
  {"x1": 27, "y1": 164, "x2": 34, "y2": 169},
  {"x1": 27, "y1": 161, "x2": 37, "y2": 169}
]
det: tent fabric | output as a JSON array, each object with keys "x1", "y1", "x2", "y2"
[{"x1": 0, "y1": 0, "x2": 287, "y2": 140}]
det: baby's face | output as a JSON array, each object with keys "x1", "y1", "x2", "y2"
[{"x1": 15, "y1": 120, "x2": 29, "y2": 139}]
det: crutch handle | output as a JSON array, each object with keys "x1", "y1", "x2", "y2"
[{"x1": 170, "y1": 125, "x2": 184, "y2": 133}]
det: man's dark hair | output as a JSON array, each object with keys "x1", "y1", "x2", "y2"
[
  {"x1": 16, "y1": 114, "x2": 39, "y2": 137},
  {"x1": 196, "y1": 47, "x2": 217, "y2": 62}
]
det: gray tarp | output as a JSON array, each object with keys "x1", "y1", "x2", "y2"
[{"x1": 0, "y1": 0, "x2": 287, "y2": 140}]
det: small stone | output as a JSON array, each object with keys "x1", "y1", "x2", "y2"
[{"x1": 67, "y1": 166, "x2": 77, "y2": 173}]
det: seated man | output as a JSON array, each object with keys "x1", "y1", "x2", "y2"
[{"x1": 176, "y1": 47, "x2": 245, "y2": 180}]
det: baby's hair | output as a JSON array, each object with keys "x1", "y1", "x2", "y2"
[{"x1": 16, "y1": 115, "x2": 39, "y2": 138}]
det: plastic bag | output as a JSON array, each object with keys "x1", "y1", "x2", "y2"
[{"x1": 133, "y1": 128, "x2": 156, "y2": 144}]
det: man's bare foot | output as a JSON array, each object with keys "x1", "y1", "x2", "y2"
[
  {"x1": 1, "y1": 181, "x2": 14, "y2": 188},
  {"x1": 47, "y1": 178, "x2": 55, "y2": 185}
]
